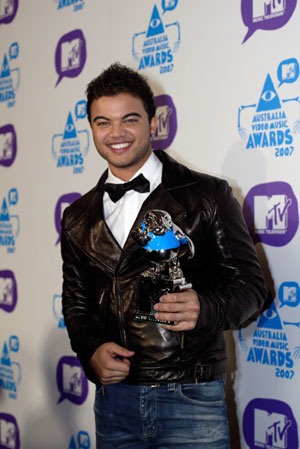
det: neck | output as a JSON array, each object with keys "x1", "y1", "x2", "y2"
[{"x1": 109, "y1": 150, "x2": 152, "y2": 182}]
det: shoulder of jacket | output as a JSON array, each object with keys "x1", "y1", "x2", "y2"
[
  {"x1": 158, "y1": 150, "x2": 229, "y2": 197},
  {"x1": 194, "y1": 171, "x2": 229, "y2": 192},
  {"x1": 189, "y1": 175, "x2": 231, "y2": 214},
  {"x1": 61, "y1": 185, "x2": 97, "y2": 231},
  {"x1": 173, "y1": 161, "x2": 230, "y2": 201}
]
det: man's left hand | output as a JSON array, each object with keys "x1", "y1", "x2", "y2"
[{"x1": 153, "y1": 288, "x2": 200, "y2": 331}]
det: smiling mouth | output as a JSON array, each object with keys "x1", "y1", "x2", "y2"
[{"x1": 109, "y1": 142, "x2": 132, "y2": 151}]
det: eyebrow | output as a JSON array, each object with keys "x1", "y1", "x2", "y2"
[{"x1": 93, "y1": 112, "x2": 142, "y2": 123}]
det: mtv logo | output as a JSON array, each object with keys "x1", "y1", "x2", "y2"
[
  {"x1": 154, "y1": 105, "x2": 172, "y2": 140},
  {"x1": 75, "y1": 101, "x2": 86, "y2": 119},
  {"x1": 0, "y1": 419, "x2": 16, "y2": 448},
  {"x1": 281, "y1": 63, "x2": 296, "y2": 80},
  {"x1": 254, "y1": 408, "x2": 291, "y2": 448},
  {"x1": 283, "y1": 286, "x2": 297, "y2": 304},
  {"x1": 8, "y1": 189, "x2": 18, "y2": 205},
  {"x1": 0, "y1": 132, "x2": 13, "y2": 160},
  {"x1": 10, "y1": 44, "x2": 18, "y2": 59},
  {"x1": 253, "y1": 0, "x2": 285, "y2": 20},
  {"x1": 165, "y1": 0, "x2": 176, "y2": 7},
  {"x1": 61, "y1": 38, "x2": 82, "y2": 72},
  {"x1": 0, "y1": 277, "x2": 13, "y2": 304},
  {"x1": 62, "y1": 364, "x2": 83, "y2": 396},
  {"x1": 254, "y1": 194, "x2": 292, "y2": 232},
  {"x1": 10, "y1": 336, "x2": 19, "y2": 352},
  {"x1": 0, "y1": 0, "x2": 14, "y2": 19}
]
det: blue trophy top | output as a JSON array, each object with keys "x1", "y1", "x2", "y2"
[{"x1": 141, "y1": 221, "x2": 188, "y2": 251}]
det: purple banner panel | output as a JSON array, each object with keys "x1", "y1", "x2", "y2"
[
  {"x1": 54, "y1": 192, "x2": 81, "y2": 245},
  {"x1": 56, "y1": 355, "x2": 88, "y2": 405},
  {"x1": 55, "y1": 29, "x2": 87, "y2": 87},
  {"x1": 0, "y1": 0, "x2": 19, "y2": 25},
  {"x1": 241, "y1": 0, "x2": 297, "y2": 44},
  {"x1": 243, "y1": 181, "x2": 299, "y2": 247},
  {"x1": 0, "y1": 124, "x2": 17, "y2": 167},
  {"x1": 152, "y1": 94, "x2": 177, "y2": 150},
  {"x1": 0, "y1": 270, "x2": 17, "y2": 313},
  {"x1": 243, "y1": 398, "x2": 298, "y2": 449},
  {"x1": 0, "y1": 413, "x2": 20, "y2": 449}
]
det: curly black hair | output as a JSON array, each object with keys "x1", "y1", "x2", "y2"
[{"x1": 86, "y1": 63, "x2": 156, "y2": 123}]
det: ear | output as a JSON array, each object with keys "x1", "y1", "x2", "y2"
[{"x1": 150, "y1": 115, "x2": 158, "y2": 136}]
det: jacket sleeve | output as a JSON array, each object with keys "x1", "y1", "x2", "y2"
[
  {"x1": 61, "y1": 217, "x2": 104, "y2": 382},
  {"x1": 195, "y1": 179, "x2": 267, "y2": 334}
]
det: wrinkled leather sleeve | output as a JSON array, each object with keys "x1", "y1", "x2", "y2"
[
  {"x1": 61, "y1": 226, "x2": 103, "y2": 383},
  {"x1": 193, "y1": 179, "x2": 267, "y2": 334}
]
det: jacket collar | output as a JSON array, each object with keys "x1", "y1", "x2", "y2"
[{"x1": 155, "y1": 150, "x2": 199, "y2": 191}]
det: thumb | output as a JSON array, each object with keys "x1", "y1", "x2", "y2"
[{"x1": 110, "y1": 343, "x2": 135, "y2": 358}]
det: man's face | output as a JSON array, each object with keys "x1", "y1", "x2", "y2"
[{"x1": 90, "y1": 93, "x2": 157, "y2": 181}]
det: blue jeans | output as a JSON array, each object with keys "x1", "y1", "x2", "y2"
[{"x1": 94, "y1": 380, "x2": 230, "y2": 449}]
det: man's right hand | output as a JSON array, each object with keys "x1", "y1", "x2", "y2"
[{"x1": 90, "y1": 342, "x2": 135, "y2": 385}]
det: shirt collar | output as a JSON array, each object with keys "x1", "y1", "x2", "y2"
[{"x1": 107, "y1": 151, "x2": 162, "y2": 191}]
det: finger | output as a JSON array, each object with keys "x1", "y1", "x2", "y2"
[
  {"x1": 159, "y1": 323, "x2": 184, "y2": 332},
  {"x1": 154, "y1": 301, "x2": 199, "y2": 315},
  {"x1": 104, "y1": 366, "x2": 130, "y2": 377},
  {"x1": 159, "y1": 289, "x2": 197, "y2": 303},
  {"x1": 100, "y1": 364, "x2": 130, "y2": 382},
  {"x1": 154, "y1": 311, "x2": 188, "y2": 323},
  {"x1": 160, "y1": 321, "x2": 196, "y2": 332},
  {"x1": 121, "y1": 357, "x2": 131, "y2": 366},
  {"x1": 101, "y1": 374, "x2": 129, "y2": 385},
  {"x1": 154, "y1": 302, "x2": 183, "y2": 313},
  {"x1": 159, "y1": 292, "x2": 190, "y2": 303},
  {"x1": 108, "y1": 359, "x2": 131, "y2": 374},
  {"x1": 110, "y1": 344, "x2": 135, "y2": 359},
  {"x1": 102, "y1": 372, "x2": 127, "y2": 381}
]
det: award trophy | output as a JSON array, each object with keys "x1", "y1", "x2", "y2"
[{"x1": 132, "y1": 209, "x2": 194, "y2": 325}]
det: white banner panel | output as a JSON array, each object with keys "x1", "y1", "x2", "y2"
[{"x1": 1, "y1": 1, "x2": 299, "y2": 448}]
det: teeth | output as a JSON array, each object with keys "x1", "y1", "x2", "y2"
[{"x1": 110, "y1": 143, "x2": 130, "y2": 149}]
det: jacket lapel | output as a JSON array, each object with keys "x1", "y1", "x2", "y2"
[{"x1": 67, "y1": 169, "x2": 122, "y2": 273}]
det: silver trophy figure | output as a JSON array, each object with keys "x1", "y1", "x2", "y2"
[{"x1": 132, "y1": 210, "x2": 194, "y2": 324}]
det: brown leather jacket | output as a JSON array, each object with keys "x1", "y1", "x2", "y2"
[{"x1": 61, "y1": 150, "x2": 267, "y2": 384}]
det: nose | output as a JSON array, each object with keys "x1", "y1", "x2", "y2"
[{"x1": 109, "y1": 121, "x2": 126, "y2": 138}]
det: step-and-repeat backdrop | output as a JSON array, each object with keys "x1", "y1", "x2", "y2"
[{"x1": 1, "y1": 1, "x2": 299, "y2": 448}]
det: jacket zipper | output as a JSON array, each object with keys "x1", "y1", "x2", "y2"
[
  {"x1": 113, "y1": 276, "x2": 128, "y2": 349},
  {"x1": 98, "y1": 290, "x2": 105, "y2": 304},
  {"x1": 180, "y1": 332, "x2": 185, "y2": 349}
]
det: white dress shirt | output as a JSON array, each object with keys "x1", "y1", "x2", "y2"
[{"x1": 103, "y1": 151, "x2": 163, "y2": 248}]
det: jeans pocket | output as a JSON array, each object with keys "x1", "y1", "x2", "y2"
[{"x1": 178, "y1": 380, "x2": 225, "y2": 406}]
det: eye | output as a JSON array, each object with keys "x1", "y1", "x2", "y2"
[
  {"x1": 96, "y1": 121, "x2": 109, "y2": 127},
  {"x1": 124, "y1": 118, "x2": 139, "y2": 124},
  {"x1": 150, "y1": 18, "x2": 161, "y2": 29},
  {"x1": 261, "y1": 90, "x2": 276, "y2": 102},
  {"x1": 262, "y1": 308, "x2": 277, "y2": 320},
  {"x1": 65, "y1": 123, "x2": 75, "y2": 132}
]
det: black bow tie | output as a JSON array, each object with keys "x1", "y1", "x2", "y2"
[{"x1": 103, "y1": 173, "x2": 150, "y2": 203}]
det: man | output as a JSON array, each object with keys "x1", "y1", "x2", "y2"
[{"x1": 61, "y1": 63, "x2": 267, "y2": 448}]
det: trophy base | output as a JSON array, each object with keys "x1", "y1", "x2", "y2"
[
  {"x1": 134, "y1": 276, "x2": 175, "y2": 325},
  {"x1": 134, "y1": 312, "x2": 174, "y2": 326},
  {"x1": 134, "y1": 277, "x2": 192, "y2": 327}
]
